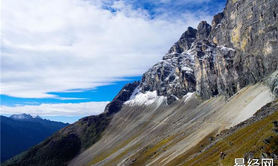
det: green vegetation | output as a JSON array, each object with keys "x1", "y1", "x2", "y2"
[
  {"x1": 104, "y1": 143, "x2": 142, "y2": 166},
  {"x1": 87, "y1": 132, "x2": 141, "y2": 166},
  {"x1": 87, "y1": 121, "x2": 150, "y2": 166},
  {"x1": 130, "y1": 135, "x2": 176, "y2": 166},
  {"x1": 165, "y1": 131, "x2": 217, "y2": 166},
  {"x1": 182, "y1": 101, "x2": 278, "y2": 166}
]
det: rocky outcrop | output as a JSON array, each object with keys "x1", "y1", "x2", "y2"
[
  {"x1": 136, "y1": 0, "x2": 278, "y2": 102},
  {"x1": 267, "y1": 71, "x2": 278, "y2": 97},
  {"x1": 168, "y1": 27, "x2": 197, "y2": 54},
  {"x1": 193, "y1": 39, "x2": 238, "y2": 99},
  {"x1": 202, "y1": 0, "x2": 278, "y2": 99},
  {"x1": 104, "y1": 81, "x2": 139, "y2": 115},
  {"x1": 206, "y1": 0, "x2": 277, "y2": 95},
  {"x1": 211, "y1": 12, "x2": 224, "y2": 29},
  {"x1": 139, "y1": 27, "x2": 196, "y2": 104},
  {"x1": 196, "y1": 21, "x2": 211, "y2": 41}
]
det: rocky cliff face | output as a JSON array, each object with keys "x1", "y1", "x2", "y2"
[
  {"x1": 136, "y1": 0, "x2": 278, "y2": 103},
  {"x1": 204, "y1": 0, "x2": 278, "y2": 99},
  {"x1": 140, "y1": 28, "x2": 196, "y2": 104},
  {"x1": 104, "y1": 81, "x2": 139, "y2": 115}
]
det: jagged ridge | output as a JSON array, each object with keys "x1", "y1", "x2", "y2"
[{"x1": 135, "y1": 0, "x2": 277, "y2": 103}]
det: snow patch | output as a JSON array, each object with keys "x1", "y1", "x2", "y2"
[
  {"x1": 184, "y1": 49, "x2": 195, "y2": 61},
  {"x1": 217, "y1": 45, "x2": 235, "y2": 52},
  {"x1": 181, "y1": 66, "x2": 193, "y2": 74},
  {"x1": 183, "y1": 92, "x2": 194, "y2": 103},
  {"x1": 10, "y1": 113, "x2": 33, "y2": 120},
  {"x1": 125, "y1": 91, "x2": 166, "y2": 106}
]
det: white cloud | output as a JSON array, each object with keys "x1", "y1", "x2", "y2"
[
  {"x1": 0, "y1": 101, "x2": 109, "y2": 116},
  {"x1": 1, "y1": 0, "x2": 213, "y2": 98}
]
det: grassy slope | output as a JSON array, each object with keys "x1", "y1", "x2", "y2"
[
  {"x1": 182, "y1": 100, "x2": 278, "y2": 166},
  {"x1": 99, "y1": 99, "x2": 278, "y2": 166},
  {"x1": 74, "y1": 84, "x2": 273, "y2": 166}
]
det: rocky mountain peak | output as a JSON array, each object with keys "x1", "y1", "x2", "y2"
[
  {"x1": 10, "y1": 113, "x2": 33, "y2": 120},
  {"x1": 168, "y1": 27, "x2": 197, "y2": 54},
  {"x1": 211, "y1": 12, "x2": 224, "y2": 29},
  {"x1": 127, "y1": 0, "x2": 277, "y2": 105},
  {"x1": 196, "y1": 21, "x2": 211, "y2": 41},
  {"x1": 139, "y1": 50, "x2": 195, "y2": 104},
  {"x1": 104, "y1": 81, "x2": 139, "y2": 115},
  {"x1": 35, "y1": 115, "x2": 42, "y2": 119}
]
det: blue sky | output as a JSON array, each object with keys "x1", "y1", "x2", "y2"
[
  {"x1": 1, "y1": 0, "x2": 226, "y2": 123},
  {"x1": 107, "y1": 0, "x2": 226, "y2": 17},
  {"x1": 1, "y1": 76, "x2": 141, "y2": 106}
]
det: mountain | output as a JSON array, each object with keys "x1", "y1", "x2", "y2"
[
  {"x1": 2, "y1": 83, "x2": 139, "y2": 166},
  {"x1": 9, "y1": 113, "x2": 42, "y2": 120},
  {"x1": 0, "y1": 114, "x2": 68, "y2": 163},
  {"x1": 10, "y1": 113, "x2": 34, "y2": 120},
  {"x1": 3, "y1": 0, "x2": 278, "y2": 165}
]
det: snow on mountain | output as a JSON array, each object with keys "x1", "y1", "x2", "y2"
[
  {"x1": 10, "y1": 113, "x2": 33, "y2": 120},
  {"x1": 124, "y1": 90, "x2": 166, "y2": 106}
]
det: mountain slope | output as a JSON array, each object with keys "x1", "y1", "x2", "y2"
[
  {"x1": 184, "y1": 99, "x2": 278, "y2": 166},
  {"x1": 69, "y1": 82, "x2": 275, "y2": 166},
  {"x1": 3, "y1": 0, "x2": 278, "y2": 165},
  {"x1": 2, "y1": 82, "x2": 138, "y2": 166},
  {"x1": 0, "y1": 114, "x2": 68, "y2": 162}
]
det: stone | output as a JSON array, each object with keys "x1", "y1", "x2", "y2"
[{"x1": 122, "y1": 0, "x2": 278, "y2": 103}]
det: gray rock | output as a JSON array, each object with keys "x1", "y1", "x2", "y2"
[
  {"x1": 104, "y1": 81, "x2": 139, "y2": 115},
  {"x1": 196, "y1": 21, "x2": 211, "y2": 41},
  {"x1": 168, "y1": 27, "x2": 197, "y2": 54},
  {"x1": 266, "y1": 71, "x2": 278, "y2": 97},
  {"x1": 204, "y1": 0, "x2": 278, "y2": 98},
  {"x1": 139, "y1": 27, "x2": 197, "y2": 104},
  {"x1": 130, "y1": 0, "x2": 278, "y2": 103}
]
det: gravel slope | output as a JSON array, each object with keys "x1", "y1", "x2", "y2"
[{"x1": 69, "y1": 83, "x2": 274, "y2": 166}]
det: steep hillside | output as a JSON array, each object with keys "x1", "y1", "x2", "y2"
[
  {"x1": 0, "y1": 114, "x2": 68, "y2": 162},
  {"x1": 3, "y1": 0, "x2": 278, "y2": 165},
  {"x1": 69, "y1": 83, "x2": 275, "y2": 166},
  {"x1": 184, "y1": 99, "x2": 278, "y2": 166}
]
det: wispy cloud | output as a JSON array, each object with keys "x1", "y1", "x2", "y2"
[
  {"x1": 1, "y1": 0, "x2": 217, "y2": 98},
  {"x1": 0, "y1": 101, "x2": 109, "y2": 116}
]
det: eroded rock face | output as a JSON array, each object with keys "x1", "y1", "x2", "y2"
[
  {"x1": 104, "y1": 81, "x2": 139, "y2": 115},
  {"x1": 168, "y1": 27, "x2": 197, "y2": 54},
  {"x1": 139, "y1": 27, "x2": 196, "y2": 104},
  {"x1": 202, "y1": 0, "x2": 278, "y2": 99},
  {"x1": 137, "y1": 0, "x2": 278, "y2": 102},
  {"x1": 196, "y1": 21, "x2": 212, "y2": 41},
  {"x1": 267, "y1": 71, "x2": 278, "y2": 97},
  {"x1": 140, "y1": 52, "x2": 196, "y2": 104}
]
